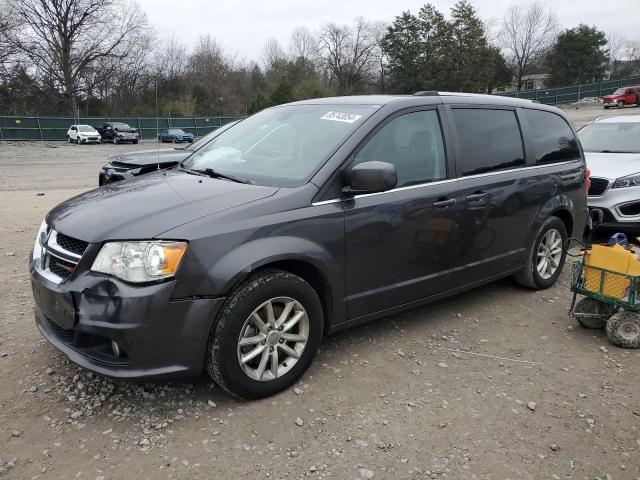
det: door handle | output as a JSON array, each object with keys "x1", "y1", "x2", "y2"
[
  {"x1": 465, "y1": 192, "x2": 487, "y2": 201},
  {"x1": 433, "y1": 198, "x2": 456, "y2": 208}
]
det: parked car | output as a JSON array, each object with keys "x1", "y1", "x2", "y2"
[
  {"x1": 158, "y1": 128, "x2": 194, "y2": 143},
  {"x1": 31, "y1": 93, "x2": 587, "y2": 399},
  {"x1": 602, "y1": 86, "x2": 640, "y2": 109},
  {"x1": 67, "y1": 125, "x2": 101, "y2": 144},
  {"x1": 98, "y1": 121, "x2": 238, "y2": 185},
  {"x1": 578, "y1": 115, "x2": 640, "y2": 233},
  {"x1": 97, "y1": 122, "x2": 139, "y2": 144}
]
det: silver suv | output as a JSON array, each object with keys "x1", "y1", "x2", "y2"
[{"x1": 579, "y1": 115, "x2": 640, "y2": 233}]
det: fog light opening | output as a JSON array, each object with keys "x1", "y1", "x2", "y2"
[{"x1": 111, "y1": 340, "x2": 122, "y2": 358}]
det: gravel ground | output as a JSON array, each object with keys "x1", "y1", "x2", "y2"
[{"x1": 1, "y1": 104, "x2": 639, "y2": 480}]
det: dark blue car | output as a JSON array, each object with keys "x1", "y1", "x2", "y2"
[{"x1": 158, "y1": 128, "x2": 194, "y2": 143}]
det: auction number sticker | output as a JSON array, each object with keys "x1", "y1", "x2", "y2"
[{"x1": 321, "y1": 111, "x2": 362, "y2": 123}]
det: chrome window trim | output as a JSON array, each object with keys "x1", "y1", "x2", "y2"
[{"x1": 312, "y1": 160, "x2": 582, "y2": 205}]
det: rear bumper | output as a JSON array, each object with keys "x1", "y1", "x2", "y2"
[{"x1": 31, "y1": 268, "x2": 224, "y2": 380}]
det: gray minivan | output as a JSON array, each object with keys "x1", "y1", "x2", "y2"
[{"x1": 31, "y1": 93, "x2": 587, "y2": 398}]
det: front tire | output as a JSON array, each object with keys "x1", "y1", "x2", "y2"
[
  {"x1": 206, "y1": 270, "x2": 323, "y2": 399},
  {"x1": 618, "y1": 101, "x2": 624, "y2": 108},
  {"x1": 513, "y1": 216, "x2": 568, "y2": 289}
]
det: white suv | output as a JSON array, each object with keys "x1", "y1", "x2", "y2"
[
  {"x1": 579, "y1": 115, "x2": 640, "y2": 233},
  {"x1": 67, "y1": 124, "x2": 101, "y2": 144}
]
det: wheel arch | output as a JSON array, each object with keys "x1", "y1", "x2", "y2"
[{"x1": 208, "y1": 236, "x2": 345, "y2": 332}]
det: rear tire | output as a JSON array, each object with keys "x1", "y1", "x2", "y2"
[
  {"x1": 606, "y1": 311, "x2": 640, "y2": 348},
  {"x1": 513, "y1": 216, "x2": 568, "y2": 289},
  {"x1": 206, "y1": 269, "x2": 324, "y2": 399}
]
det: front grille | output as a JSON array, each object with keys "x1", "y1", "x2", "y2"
[
  {"x1": 55, "y1": 233, "x2": 88, "y2": 256},
  {"x1": 48, "y1": 256, "x2": 76, "y2": 278},
  {"x1": 588, "y1": 177, "x2": 609, "y2": 196}
]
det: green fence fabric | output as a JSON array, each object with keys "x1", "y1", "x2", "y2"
[
  {"x1": 495, "y1": 76, "x2": 640, "y2": 105},
  {"x1": 0, "y1": 115, "x2": 240, "y2": 141}
]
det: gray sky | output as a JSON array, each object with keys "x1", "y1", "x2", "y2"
[{"x1": 138, "y1": 0, "x2": 638, "y2": 62}]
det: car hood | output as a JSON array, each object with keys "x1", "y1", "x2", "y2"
[
  {"x1": 110, "y1": 149, "x2": 191, "y2": 167},
  {"x1": 585, "y1": 151, "x2": 640, "y2": 179},
  {"x1": 603, "y1": 94, "x2": 623, "y2": 99},
  {"x1": 47, "y1": 169, "x2": 278, "y2": 242}
]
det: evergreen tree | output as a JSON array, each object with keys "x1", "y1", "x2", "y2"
[{"x1": 546, "y1": 25, "x2": 608, "y2": 86}]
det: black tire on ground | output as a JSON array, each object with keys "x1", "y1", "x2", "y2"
[
  {"x1": 113, "y1": 137, "x2": 118, "y2": 144},
  {"x1": 206, "y1": 269, "x2": 324, "y2": 399},
  {"x1": 76, "y1": 137, "x2": 80, "y2": 144},
  {"x1": 618, "y1": 101, "x2": 624, "y2": 108},
  {"x1": 604, "y1": 105, "x2": 609, "y2": 109},
  {"x1": 606, "y1": 311, "x2": 640, "y2": 348},
  {"x1": 67, "y1": 136, "x2": 72, "y2": 143},
  {"x1": 133, "y1": 140, "x2": 138, "y2": 144},
  {"x1": 574, "y1": 297, "x2": 614, "y2": 329},
  {"x1": 513, "y1": 216, "x2": 568, "y2": 289}
]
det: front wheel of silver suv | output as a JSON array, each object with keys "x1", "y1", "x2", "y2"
[
  {"x1": 206, "y1": 270, "x2": 324, "y2": 399},
  {"x1": 513, "y1": 216, "x2": 568, "y2": 289}
]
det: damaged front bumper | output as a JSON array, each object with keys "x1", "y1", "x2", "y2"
[{"x1": 31, "y1": 261, "x2": 224, "y2": 380}]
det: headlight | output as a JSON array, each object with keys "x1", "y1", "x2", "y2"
[
  {"x1": 91, "y1": 241, "x2": 187, "y2": 283},
  {"x1": 612, "y1": 173, "x2": 640, "y2": 189}
]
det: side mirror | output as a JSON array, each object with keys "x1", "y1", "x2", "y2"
[{"x1": 343, "y1": 161, "x2": 397, "y2": 195}]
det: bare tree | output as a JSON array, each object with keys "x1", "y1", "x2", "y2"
[
  {"x1": 5, "y1": 0, "x2": 148, "y2": 114},
  {"x1": 499, "y1": 1, "x2": 558, "y2": 91},
  {"x1": 262, "y1": 38, "x2": 287, "y2": 69},
  {"x1": 289, "y1": 26, "x2": 318, "y2": 62},
  {"x1": 318, "y1": 17, "x2": 380, "y2": 94},
  {"x1": 153, "y1": 35, "x2": 188, "y2": 79}
]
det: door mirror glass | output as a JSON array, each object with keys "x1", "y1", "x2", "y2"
[{"x1": 343, "y1": 161, "x2": 397, "y2": 195}]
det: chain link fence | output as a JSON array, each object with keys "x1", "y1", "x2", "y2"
[
  {"x1": 0, "y1": 115, "x2": 240, "y2": 141},
  {"x1": 495, "y1": 76, "x2": 640, "y2": 105}
]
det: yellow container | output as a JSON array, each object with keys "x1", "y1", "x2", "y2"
[{"x1": 583, "y1": 244, "x2": 637, "y2": 299}]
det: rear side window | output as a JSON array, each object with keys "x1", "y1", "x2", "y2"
[
  {"x1": 523, "y1": 109, "x2": 580, "y2": 164},
  {"x1": 451, "y1": 109, "x2": 524, "y2": 176}
]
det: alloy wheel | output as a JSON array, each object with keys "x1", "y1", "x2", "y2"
[
  {"x1": 536, "y1": 228, "x2": 563, "y2": 279},
  {"x1": 236, "y1": 297, "x2": 309, "y2": 382}
]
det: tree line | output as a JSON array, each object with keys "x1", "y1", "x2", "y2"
[{"x1": 0, "y1": 0, "x2": 638, "y2": 117}]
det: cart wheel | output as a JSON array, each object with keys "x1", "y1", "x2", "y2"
[
  {"x1": 606, "y1": 311, "x2": 640, "y2": 348},
  {"x1": 574, "y1": 298, "x2": 614, "y2": 329}
]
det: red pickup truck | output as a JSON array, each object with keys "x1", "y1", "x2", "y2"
[{"x1": 603, "y1": 85, "x2": 640, "y2": 109}]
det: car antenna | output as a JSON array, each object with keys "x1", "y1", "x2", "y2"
[{"x1": 155, "y1": 76, "x2": 160, "y2": 171}]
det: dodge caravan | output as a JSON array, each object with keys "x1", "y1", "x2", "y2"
[{"x1": 31, "y1": 93, "x2": 587, "y2": 398}]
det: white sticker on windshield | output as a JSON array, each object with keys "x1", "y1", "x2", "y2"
[{"x1": 321, "y1": 111, "x2": 363, "y2": 124}]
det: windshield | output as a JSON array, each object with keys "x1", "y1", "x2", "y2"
[
  {"x1": 578, "y1": 122, "x2": 640, "y2": 153},
  {"x1": 78, "y1": 125, "x2": 95, "y2": 132},
  {"x1": 169, "y1": 129, "x2": 185, "y2": 134},
  {"x1": 187, "y1": 121, "x2": 238, "y2": 151},
  {"x1": 182, "y1": 104, "x2": 379, "y2": 187},
  {"x1": 612, "y1": 88, "x2": 626, "y2": 95},
  {"x1": 113, "y1": 123, "x2": 132, "y2": 129}
]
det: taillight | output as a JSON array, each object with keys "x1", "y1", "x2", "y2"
[{"x1": 585, "y1": 167, "x2": 591, "y2": 194}]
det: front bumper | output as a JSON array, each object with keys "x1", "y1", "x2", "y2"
[
  {"x1": 31, "y1": 266, "x2": 224, "y2": 380},
  {"x1": 588, "y1": 184, "x2": 640, "y2": 226}
]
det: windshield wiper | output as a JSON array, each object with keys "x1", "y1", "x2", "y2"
[{"x1": 193, "y1": 167, "x2": 253, "y2": 184}]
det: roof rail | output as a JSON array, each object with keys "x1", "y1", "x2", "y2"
[{"x1": 413, "y1": 91, "x2": 439, "y2": 96}]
